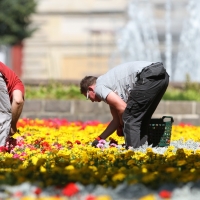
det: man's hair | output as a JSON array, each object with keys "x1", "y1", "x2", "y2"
[{"x1": 80, "y1": 76, "x2": 97, "y2": 94}]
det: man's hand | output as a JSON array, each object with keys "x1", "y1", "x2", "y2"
[
  {"x1": 117, "y1": 125, "x2": 124, "y2": 137},
  {"x1": 10, "y1": 126, "x2": 17, "y2": 136},
  {"x1": 91, "y1": 136, "x2": 102, "y2": 147},
  {"x1": 91, "y1": 139, "x2": 99, "y2": 147}
]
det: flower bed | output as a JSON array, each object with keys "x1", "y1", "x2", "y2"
[{"x1": 1, "y1": 119, "x2": 200, "y2": 199}]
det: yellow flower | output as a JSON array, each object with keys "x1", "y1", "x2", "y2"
[
  {"x1": 37, "y1": 158, "x2": 46, "y2": 166},
  {"x1": 177, "y1": 160, "x2": 187, "y2": 166},
  {"x1": 21, "y1": 197, "x2": 35, "y2": 200},
  {"x1": 89, "y1": 165, "x2": 97, "y2": 171},
  {"x1": 40, "y1": 166, "x2": 46, "y2": 172},
  {"x1": 3, "y1": 118, "x2": 200, "y2": 189},
  {"x1": 22, "y1": 160, "x2": 29, "y2": 168},
  {"x1": 97, "y1": 195, "x2": 112, "y2": 200},
  {"x1": 139, "y1": 194, "x2": 156, "y2": 200},
  {"x1": 142, "y1": 168, "x2": 148, "y2": 173},
  {"x1": 65, "y1": 165, "x2": 75, "y2": 170},
  {"x1": 118, "y1": 167, "x2": 127, "y2": 172},
  {"x1": 112, "y1": 173, "x2": 125, "y2": 182},
  {"x1": 124, "y1": 150, "x2": 135, "y2": 158},
  {"x1": 142, "y1": 173, "x2": 156, "y2": 184},
  {"x1": 165, "y1": 167, "x2": 176, "y2": 173},
  {"x1": 31, "y1": 156, "x2": 38, "y2": 165},
  {"x1": 107, "y1": 154, "x2": 115, "y2": 162},
  {"x1": 146, "y1": 147, "x2": 153, "y2": 153},
  {"x1": 127, "y1": 159, "x2": 135, "y2": 165},
  {"x1": 190, "y1": 168, "x2": 196, "y2": 172},
  {"x1": 90, "y1": 161, "x2": 95, "y2": 165}
]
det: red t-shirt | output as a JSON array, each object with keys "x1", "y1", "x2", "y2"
[{"x1": 0, "y1": 62, "x2": 25, "y2": 101}]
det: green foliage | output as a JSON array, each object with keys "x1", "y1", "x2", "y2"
[
  {"x1": 163, "y1": 75, "x2": 200, "y2": 101},
  {"x1": 163, "y1": 87, "x2": 200, "y2": 101},
  {"x1": 184, "y1": 74, "x2": 200, "y2": 92},
  {"x1": 25, "y1": 77, "x2": 200, "y2": 101},
  {"x1": 0, "y1": 0, "x2": 37, "y2": 45},
  {"x1": 25, "y1": 83, "x2": 85, "y2": 100}
]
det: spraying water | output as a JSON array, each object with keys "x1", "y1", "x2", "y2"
[
  {"x1": 174, "y1": 0, "x2": 200, "y2": 82},
  {"x1": 165, "y1": 0, "x2": 172, "y2": 77},
  {"x1": 116, "y1": 0, "x2": 161, "y2": 64}
]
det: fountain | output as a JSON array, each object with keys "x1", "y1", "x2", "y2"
[
  {"x1": 115, "y1": 0, "x2": 200, "y2": 82},
  {"x1": 174, "y1": 0, "x2": 200, "y2": 82},
  {"x1": 115, "y1": 0, "x2": 161, "y2": 64}
]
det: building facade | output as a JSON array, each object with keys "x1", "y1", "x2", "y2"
[{"x1": 22, "y1": 0, "x2": 188, "y2": 81}]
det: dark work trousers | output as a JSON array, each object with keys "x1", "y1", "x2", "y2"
[{"x1": 122, "y1": 65, "x2": 169, "y2": 148}]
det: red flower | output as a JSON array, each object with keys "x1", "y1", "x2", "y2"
[
  {"x1": 34, "y1": 187, "x2": 42, "y2": 196},
  {"x1": 40, "y1": 141, "x2": 52, "y2": 152},
  {"x1": 53, "y1": 142, "x2": 62, "y2": 149},
  {"x1": 41, "y1": 141, "x2": 50, "y2": 148},
  {"x1": 14, "y1": 191, "x2": 23, "y2": 197},
  {"x1": 62, "y1": 183, "x2": 79, "y2": 197},
  {"x1": 66, "y1": 141, "x2": 73, "y2": 148},
  {"x1": 34, "y1": 138, "x2": 45, "y2": 147},
  {"x1": 85, "y1": 195, "x2": 97, "y2": 200},
  {"x1": 179, "y1": 122, "x2": 192, "y2": 127},
  {"x1": 75, "y1": 140, "x2": 81, "y2": 145},
  {"x1": 29, "y1": 146, "x2": 37, "y2": 150},
  {"x1": 0, "y1": 146, "x2": 8, "y2": 152},
  {"x1": 159, "y1": 190, "x2": 172, "y2": 198}
]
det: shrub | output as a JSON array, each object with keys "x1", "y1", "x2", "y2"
[{"x1": 25, "y1": 78, "x2": 200, "y2": 101}]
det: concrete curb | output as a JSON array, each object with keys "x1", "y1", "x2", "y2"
[{"x1": 21, "y1": 100, "x2": 200, "y2": 125}]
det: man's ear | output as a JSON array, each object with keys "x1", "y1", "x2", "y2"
[{"x1": 88, "y1": 85, "x2": 95, "y2": 91}]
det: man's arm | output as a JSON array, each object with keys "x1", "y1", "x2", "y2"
[
  {"x1": 99, "y1": 106, "x2": 121, "y2": 139},
  {"x1": 106, "y1": 91, "x2": 127, "y2": 125},
  {"x1": 10, "y1": 90, "x2": 24, "y2": 135}
]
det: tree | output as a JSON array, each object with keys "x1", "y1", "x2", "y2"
[{"x1": 0, "y1": 0, "x2": 37, "y2": 45}]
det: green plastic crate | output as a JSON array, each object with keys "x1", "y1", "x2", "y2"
[{"x1": 148, "y1": 116, "x2": 174, "y2": 147}]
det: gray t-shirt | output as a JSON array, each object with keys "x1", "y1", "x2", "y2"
[{"x1": 95, "y1": 61, "x2": 153, "y2": 103}]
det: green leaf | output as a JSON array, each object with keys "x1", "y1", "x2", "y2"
[{"x1": 0, "y1": 0, "x2": 37, "y2": 45}]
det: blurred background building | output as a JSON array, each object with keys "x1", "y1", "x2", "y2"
[
  {"x1": 22, "y1": 0, "x2": 126, "y2": 81},
  {"x1": 2, "y1": 0, "x2": 199, "y2": 82}
]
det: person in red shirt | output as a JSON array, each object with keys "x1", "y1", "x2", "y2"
[{"x1": 0, "y1": 62, "x2": 25, "y2": 147}]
